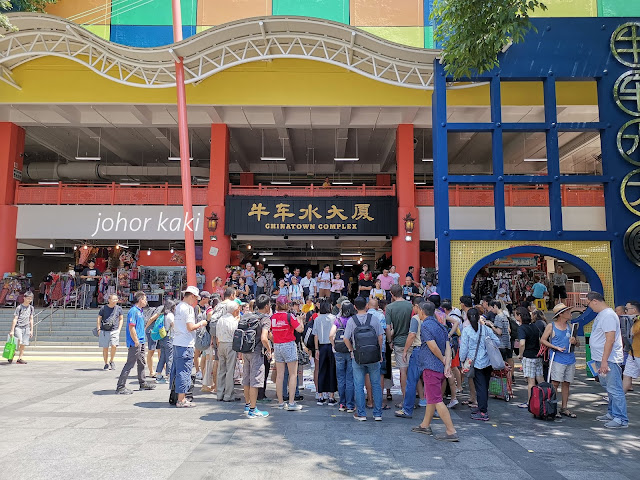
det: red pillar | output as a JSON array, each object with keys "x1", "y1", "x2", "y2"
[
  {"x1": 0, "y1": 123, "x2": 24, "y2": 276},
  {"x1": 202, "y1": 124, "x2": 231, "y2": 289},
  {"x1": 392, "y1": 124, "x2": 420, "y2": 278},
  {"x1": 239, "y1": 172, "x2": 254, "y2": 186}
]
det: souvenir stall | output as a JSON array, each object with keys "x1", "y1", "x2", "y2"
[
  {"x1": 471, "y1": 254, "x2": 545, "y2": 304},
  {"x1": 0, "y1": 274, "x2": 33, "y2": 307},
  {"x1": 139, "y1": 266, "x2": 187, "y2": 306}
]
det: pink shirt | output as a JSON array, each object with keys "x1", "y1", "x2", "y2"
[{"x1": 377, "y1": 274, "x2": 394, "y2": 291}]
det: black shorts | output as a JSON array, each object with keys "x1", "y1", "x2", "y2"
[
  {"x1": 553, "y1": 285, "x2": 567, "y2": 300},
  {"x1": 499, "y1": 347, "x2": 513, "y2": 361}
]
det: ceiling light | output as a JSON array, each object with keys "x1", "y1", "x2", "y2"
[
  {"x1": 38, "y1": 181, "x2": 59, "y2": 185},
  {"x1": 259, "y1": 252, "x2": 274, "y2": 256},
  {"x1": 247, "y1": 244, "x2": 252, "y2": 250},
  {"x1": 120, "y1": 182, "x2": 140, "y2": 186},
  {"x1": 83, "y1": 245, "x2": 88, "y2": 250},
  {"x1": 334, "y1": 158, "x2": 359, "y2": 162},
  {"x1": 344, "y1": 264, "x2": 354, "y2": 267},
  {"x1": 115, "y1": 244, "x2": 120, "y2": 250},
  {"x1": 170, "y1": 247, "x2": 174, "y2": 254},
  {"x1": 269, "y1": 263, "x2": 285, "y2": 267},
  {"x1": 359, "y1": 257, "x2": 363, "y2": 262},
  {"x1": 310, "y1": 243, "x2": 314, "y2": 250},
  {"x1": 405, "y1": 235, "x2": 413, "y2": 241},
  {"x1": 116, "y1": 243, "x2": 129, "y2": 249},
  {"x1": 43, "y1": 251, "x2": 66, "y2": 256},
  {"x1": 340, "y1": 252, "x2": 362, "y2": 256},
  {"x1": 332, "y1": 182, "x2": 354, "y2": 185},
  {"x1": 271, "y1": 181, "x2": 292, "y2": 185},
  {"x1": 414, "y1": 182, "x2": 427, "y2": 185},
  {"x1": 49, "y1": 243, "x2": 54, "y2": 249},
  {"x1": 74, "y1": 156, "x2": 101, "y2": 161},
  {"x1": 335, "y1": 264, "x2": 342, "y2": 267},
  {"x1": 263, "y1": 258, "x2": 266, "y2": 262},
  {"x1": 147, "y1": 249, "x2": 151, "y2": 256},
  {"x1": 422, "y1": 158, "x2": 434, "y2": 162},
  {"x1": 358, "y1": 260, "x2": 361, "y2": 264},
  {"x1": 256, "y1": 261, "x2": 259, "y2": 266},
  {"x1": 523, "y1": 158, "x2": 547, "y2": 162},
  {"x1": 73, "y1": 245, "x2": 78, "y2": 251},
  {"x1": 168, "y1": 156, "x2": 193, "y2": 161},
  {"x1": 261, "y1": 157, "x2": 286, "y2": 161}
]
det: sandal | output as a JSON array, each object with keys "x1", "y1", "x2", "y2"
[
  {"x1": 387, "y1": 393, "x2": 393, "y2": 401},
  {"x1": 382, "y1": 404, "x2": 391, "y2": 410},
  {"x1": 560, "y1": 408, "x2": 577, "y2": 418}
]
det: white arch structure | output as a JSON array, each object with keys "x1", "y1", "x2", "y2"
[{"x1": 0, "y1": 13, "x2": 447, "y2": 91}]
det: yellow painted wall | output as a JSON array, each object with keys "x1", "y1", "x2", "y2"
[
  {"x1": 450, "y1": 240, "x2": 614, "y2": 307},
  {"x1": 0, "y1": 57, "x2": 599, "y2": 107},
  {"x1": 358, "y1": 27, "x2": 424, "y2": 49},
  {"x1": 531, "y1": 0, "x2": 598, "y2": 17}
]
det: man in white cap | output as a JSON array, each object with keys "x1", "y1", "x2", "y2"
[
  {"x1": 540, "y1": 303, "x2": 579, "y2": 418},
  {"x1": 170, "y1": 286, "x2": 209, "y2": 407}
]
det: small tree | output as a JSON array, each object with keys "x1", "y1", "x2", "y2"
[
  {"x1": 432, "y1": 0, "x2": 547, "y2": 80},
  {"x1": 1, "y1": 0, "x2": 58, "y2": 34}
]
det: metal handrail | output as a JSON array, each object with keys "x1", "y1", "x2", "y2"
[{"x1": 32, "y1": 287, "x2": 80, "y2": 344}]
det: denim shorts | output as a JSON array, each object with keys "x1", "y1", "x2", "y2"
[{"x1": 274, "y1": 341, "x2": 298, "y2": 363}]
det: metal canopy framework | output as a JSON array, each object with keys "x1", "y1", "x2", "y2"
[{"x1": 0, "y1": 14, "x2": 441, "y2": 90}]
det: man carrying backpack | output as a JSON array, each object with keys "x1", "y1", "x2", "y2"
[
  {"x1": 239, "y1": 294, "x2": 272, "y2": 418},
  {"x1": 342, "y1": 296, "x2": 384, "y2": 421},
  {"x1": 96, "y1": 294, "x2": 123, "y2": 370}
]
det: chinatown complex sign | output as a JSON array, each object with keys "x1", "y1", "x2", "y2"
[
  {"x1": 225, "y1": 196, "x2": 398, "y2": 236},
  {"x1": 614, "y1": 22, "x2": 640, "y2": 266}
]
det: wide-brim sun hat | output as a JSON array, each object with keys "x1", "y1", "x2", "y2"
[{"x1": 552, "y1": 303, "x2": 572, "y2": 318}]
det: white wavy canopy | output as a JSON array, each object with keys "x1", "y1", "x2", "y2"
[{"x1": 0, "y1": 13, "x2": 441, "y2": 90}]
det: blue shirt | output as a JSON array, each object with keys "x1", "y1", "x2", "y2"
[
  {"x1": 367, "y1": 308, "x2": 387, "y2": 353},
  {"x1": 551, "y1": 322, "x2": 576, "y2": 365},
  {"x1": 460, "y1": 325, "x2": 500, "y2": 369},
  {"x1": 532, "y1": 282, "x2": 547, "y2": 299},
  {"x1": 126, "y1": 306, "x2": 145, "y2": 348},
  {"x1": 419, "y1": 317, "x2": 448, "y2": 373}
]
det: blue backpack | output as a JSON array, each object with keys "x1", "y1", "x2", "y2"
[{"x1": 150, "y1": 315, "x2": 166, "y2": 341}]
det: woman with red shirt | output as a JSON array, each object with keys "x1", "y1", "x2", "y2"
[{"x1": 271, "y1": 297, "x2": 304, "y2": 410}]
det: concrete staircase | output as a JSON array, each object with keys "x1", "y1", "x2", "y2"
[{"x1": 0, "y1": 306, "x2": 131, "y2": 361}]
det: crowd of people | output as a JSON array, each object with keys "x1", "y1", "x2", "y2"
[{"x1": 6, "y1": 262, "x2": 637, "y2": 439}]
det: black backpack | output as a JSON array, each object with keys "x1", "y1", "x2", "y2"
[
  {"x1": 334, "y1": 317, "x2": 350, "y2": 353},
  {"x1": 232, "y1": 313, "x2": 262, "y2": 353},
  {"x1": 303, "y1": 317, "x2": 315, "y2": 350},
  {"x1": 352, "y1": 314, "x2": 381, "y2": 365}
]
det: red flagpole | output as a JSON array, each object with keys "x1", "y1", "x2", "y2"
[{"x1": 171, "y1": 0, "x2": 197, "y2": 287}]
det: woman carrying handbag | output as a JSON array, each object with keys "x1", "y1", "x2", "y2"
[{"x1": 459, "y1": 308, "x2": 501, "y2": 421}]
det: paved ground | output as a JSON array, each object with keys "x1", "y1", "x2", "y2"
[{"x1": 1, "y1": 358, "x2": 638, "y2": 480}]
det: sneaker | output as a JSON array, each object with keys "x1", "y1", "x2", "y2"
[
  {"x1": 139, "y1": 383, "x2": 156, "y2": 391},
  {"x1": 339, "y1": 404, "x2": 346, "y2": 412},
  {"x1": 418, "y1": 399, "x2": 427, "y2": 408},
  {"x1": 604, "y1": 419, "x2": 628, "y2": 429},
  {"x1": 596, "y1": 414, "x2": 613, "y2": 422},
  {"x1": 294, "y1": 395, "x2": 304, "y2": 401},
  {"x1": 109, "y1": 362, "x2": 115, "y2": 370},
  {"x1": 103, "y1": 364, "x2": 109, "y2": 370},
  {"x1": 195, "y1": 371, "x2": 203, "y2": 380},
  {"x1": 115, "y1": 387, "x2": 133, "y2": 395},
  {"x1": 248, "y1": 408, "x2": 269, "y2": 418},
  {"x1": 447, "y1": 399, "x2": 459, "y2": 409},
  {"x1": 16, "y1": 359, "x2": 27, "y2": 364},
  {"x1": 327, "y1": 398, "x2": 338, "y2": 406},
  {"x1": 156, "y1": 376, "x2": 167, "y2": 384},
  {"x1": 346, "y1": 407, "x2": 355, "y2": 413},
  {"x1": 284, "y1": 402, "x2": 303, "y2": 411},
  {"x1": 471, "y1": 411, "x2": 489, "y2": 421},
  {"x1": 353, "y1": 414, "x2": 367, "y2": 421},
  {"x1": 277, "y1": 403, "x2": 286, "y2": 409},
  {"x1": 176, "y1": 400, "x2": 196, "y2": 408},
  {"x1": 244, "y1": 404, "x2": 251, "y2": 415},
  {"x1": 374, "y1": 416, "x2": 382, "y2": 421},
  {"x1": 317, "y1": 399, "x2": 326, "y2": 406}
]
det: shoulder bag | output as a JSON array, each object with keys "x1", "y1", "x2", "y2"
[
  {"x1": 483, "y1": 325, "x2": 506, "y2": 370},
  {"x1": 461, "y1": 327, "x2": 483, "y2": 378}
]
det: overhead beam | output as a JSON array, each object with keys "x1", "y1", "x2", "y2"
[
  {"x1": 272, "y1": 107, "x2": 296, "y2": 171},
  {"x1": 379, "y1": 129, "x2": 398, "y2": 172},
  {"x1": 128, "y1": 105, "x2": 153, "y2": 125},
  {"x1": 50, "y1": 105, "x2": 81, "y2": 125},
  {"x1": 205, "y1": 106, "x2": 224, "y2": 124},
  {"x1": 79, "y1": 127, "x2": 137, "y2": 163},
  {"x1": 229, "y1": 132, "x2": 251, "y2": 172},
  {"x1": 25, "y1": 129, "x2": 76, "y2": 162},
  {"x1": 148, "y1": 127, "x2": 180, "y2": 157},
  {"x1": 334, "y1": 107, "x2": 351, "y2": 173},
  {"x1": 559, "y1": 131, "x2": 599, "y2": 159}
]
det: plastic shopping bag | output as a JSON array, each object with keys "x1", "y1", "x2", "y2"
[{"x1": 2, "y1": 335, "x2": 17, "y2": 361}]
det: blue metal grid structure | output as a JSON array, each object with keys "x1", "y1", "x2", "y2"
[{"x1": 433, "y1": 17, "x2": 640, "y2": 312}]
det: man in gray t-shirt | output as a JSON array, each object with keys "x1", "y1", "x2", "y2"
[
  {"x1": 9, "y1": 292, "x2": 35, "y2": 364},
  {"x1": 343, "y1": 297, "x2": 384, "y2": 420}
]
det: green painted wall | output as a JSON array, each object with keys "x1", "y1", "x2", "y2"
[
  {"x1": 598, "y1": 0, "x2": 640, "y2": 17},
  {"x1": 111, "y1": 0, "x2": 197, "y2": 26},
  {"x1": 272, "y1": 0, "x2": 350, "y2": 24}
]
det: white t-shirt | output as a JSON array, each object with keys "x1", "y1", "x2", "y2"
[
  {"x1": 173, "y1": 301, "x2": 196, "y2": 348},
  {"x1": 389, "y1": 272, "x2": 400, "y2": 285},
  {"x1": 317, "y1": 271, "x2": 332, "y2": 289},
  {"x1": 589, "y1": 307, "x2": 624, "y2": 363}
]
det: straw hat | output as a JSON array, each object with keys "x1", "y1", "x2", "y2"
[{"x1": 552, "y1": 303, "x2": 571, "y2": 318}]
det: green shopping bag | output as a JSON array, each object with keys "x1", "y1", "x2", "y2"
[{"x1": 3, "y1": 335, "x2": 17, "y2": 361}]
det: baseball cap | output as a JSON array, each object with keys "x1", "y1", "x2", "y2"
[{"x1": 182, "y1": 286, "x2": 200, "y2": 297}]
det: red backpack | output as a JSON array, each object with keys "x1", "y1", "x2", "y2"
[{"x1": 528, "y1": 382, "x2": 557, "y2": 420}]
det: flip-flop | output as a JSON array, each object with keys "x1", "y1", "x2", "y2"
[
  {"x1": 382, "y1": 404, "x2": 391, "y2": 410},
  {"x1": 386, "y1": 393, "x2": 393, "y2": 401},
  {"x1": 561, "y1": 409, "x2": 577, "y2": 418}
]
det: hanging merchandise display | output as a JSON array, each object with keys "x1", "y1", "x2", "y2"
[
  {"x1": 0, "y1": 274, "x2": 33, "y2": 307},
  {"x1": 140, "y1": 266, "x2": 187, "y2": 307}
]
